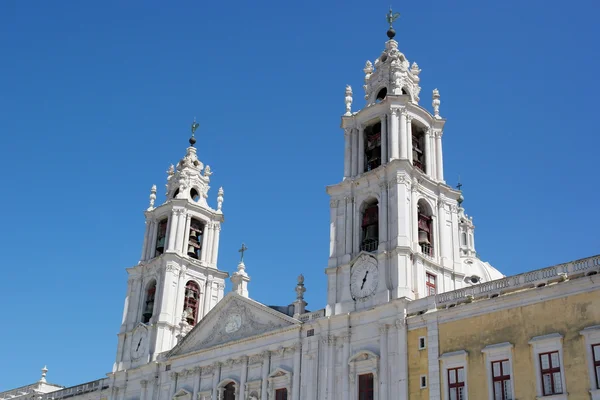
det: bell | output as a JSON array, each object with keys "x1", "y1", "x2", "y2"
[
  {"x1": 189, "y1": 231, "x2": 198, "y2": 240},
  {"x1": 418, "y1": 230, "x2": 430, "y2": 244},
  {"x1": 187, "y1": 245, "x2": 197, "y2": 258},
  {"x1": 186, "y1": 289, "x2": 196, "y2": 299},
  {"x1": 364, "y1": 225, "x2": 378, "y2": 241},
  {"x1": 144, "y1": 301, "x2": 154, "y2": 315}
]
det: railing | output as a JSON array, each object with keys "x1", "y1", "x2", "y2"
[
  {"x1": 297, "y1": 309, "x2": 325, "y2": 323},
  {"x1": 420, "y1": 243, "x2": 434, "y2": 257},
  {"x1": 0, "y1": 386, "x2": 40, "y2": 400},
  {"x1": 360, "y1": 239, "x2": 379, "y2": 252},
  {"x1": 38, "y1": 379, "x2": 109, "y2": 400}
]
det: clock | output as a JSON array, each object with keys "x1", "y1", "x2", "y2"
[
  {"x1": 225, "y1": 313, "x2": 242, "y2": 334},
  {"x1": 131, "y1": 328, "x2": 148, "y2": 360},
  {"x1": 350, "y1": 257, "x2": 379, "y2": 300}
]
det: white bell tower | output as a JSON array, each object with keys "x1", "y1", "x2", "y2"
[
  {"x1": 325, "y1": 18, "x2": 502, "y2": 315},
  {"x1": 114, "y1": 121, "x2": 228, "y2": 371}
]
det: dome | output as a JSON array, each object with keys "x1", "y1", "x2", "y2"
[{"x1": 464, "y1": 257, "x2": 504, "y2": 283}]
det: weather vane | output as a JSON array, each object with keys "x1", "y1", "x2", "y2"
[
  {"x1": 386, "y1": 7, "x2": 400, "y2": 29},
  {"x1": 189, "y1": 117, "x2": 199, "y2": 146}
]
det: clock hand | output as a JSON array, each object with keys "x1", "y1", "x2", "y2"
[
  {"x1": 360, "y1": 271, "x2": 369, "y2": 290},
  {"x1": 136, "y1": 338, "x2": 142, "y2": 351}
]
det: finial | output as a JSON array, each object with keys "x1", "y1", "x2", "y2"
[
  {"x1": 189, "y1": 118, "x2": 199, "y2": 147},
  {"x1": 238, "y1": 243, "x2": 248, "y2": 262},
  {"x1": 386, "y1": 7, "x2": 400, "y2": 39},
  {"x1": 217, "y1": 187, "x2": 224, "y2": 212},
  {"x1": 432, "y1": 88, "x2": 441, "y2": 119},
  {"x1": 456, "y1": 176, "x2": 464, "y2": 206},
  {"x1": 344, "y1": 85, "x2": 353, "y2": 116},
  {"x1": 295, "y1": 274, "x2": 306, "y2": 300},
  {"x1": 148, "y1": 184, "x2": 157, "y2": 210},
  {"x1": 40, "y1": 366, "x2": 48, "y2": 383}
]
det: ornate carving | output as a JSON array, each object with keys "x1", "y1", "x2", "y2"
[
  {"x1": 217, "y1": 187, "x2": 224, "y2": 212},
  {"x1": 249, "y1": 354, "x2": 263, "y2": 364},
  {"x1": 330, "y1": 199, "x2": 339, "y2": 208},
  {"x1": 432, "y1": 88, "x2": 441, "y2": 119},
  {"x1": 166, "y1": 264, "x2": 179, "y2": 274},
  {"x1": 378, "y1": 324, "x2": 388, "y2": 335},
  {"x1": 344, "y1": 85, "x2": 353, "y2": 116},
  {"x1": 395, "y1": 319, "x2": 405, "y2": 329}
]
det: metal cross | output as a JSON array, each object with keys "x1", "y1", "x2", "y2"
[
  {"x1": 238, "y1": 243, "x2": 248, "y2": 262},
  {"x1": 386, "y1": 7, "x2": 400, "y2": 28},
  {"x1": 456, "y1": 176, "x2": 463, "y2": 191}
]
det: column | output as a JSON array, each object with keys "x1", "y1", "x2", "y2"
[
  {"x1": 261, "y1": 351, "x2": 270, "y2": 400},
  {"x1": 319, "y1": 336, "x2": 328, "y2": 400},
  {"x1": 174, "y1": 210, "x2": 186, "y2": 253},
  {"x1": 390, "y1": 109, "x2": 399, "y2": 160},
  {"x1": 166, "y1": 211, "x2": 178, "y2": 251},
  {"x1": 344, "y1": 128, "x2": 352, "y2": 178},
  {"x1": 411, "y1": 185, "x2": 419, "y2": 247},
  {"x1": 327, "y1": 336, "x2": 335, "y2": 400},
  {"x1": 174, "y1": 268, "x2": 186, "y2": 323},
  {"x1": 437, "y1": 199, "x2": 446, "y2": 263},
  {"x1": 379, "y1": 325, "x2": 388, "y2": 400},
  {"x1": 396, "y1": 320, "x2": 408, "y2": 400},
  {"x1": 201, "y1": 222, "x2": 212, "y2": 263},
  {"x1": 341, "y1": 333, "x2": 350, "y2": 400},
  {"x1": 399, "y1": 110, "x2": 408, "y2": 159},
  {"x1": 146, "y1": 220, "x2": 157, "y2": 259},
  {"x1": 329, "y1": 200, "x2": 337, "y2": 258},
  {"x1": 202, "y1": 278, "x2": 213, "y2": 318},
  {"x1": 240, "y1": 356, "x2": 248, "y2": 399},
  {"x1": 380, "y1": 115, "x2": 388, "y2": 164},
  {"x1": 210, "y1": 224, "x2": 221, "y2": 265},
  {"x1": 406, "y1": 117, "x2": 413, "y2": 164},
  {"x1": 425, "y1": 130, "x2": 433, "y2": 176},
  {"x1": 379, "y1": 183, "x2": 388, "y2": 248},
  {"x1": 292, "y1": 343, "x2": 301, "y2": 399},
  {"x1": 192, "y1": 368, "x2": 201, "y2": 400},
  {"x1": 345, "y1": 197, "x2": 353, "y2": 255},
  {"x1": 436, "y1": 132, "x2": 444, "y2": 181},
  {"x1": 352, "y1": 200, "x2": 360, "y2": 255},
  {"x1": 170, "y1": 373, "x2": 178, "y2": 400},
  {"x1": 357, "y1": 126, "x2": 365, "y2": 174},
  {"x1": 212, "y1": 363, "x2": 221, "y2": 400},
  {"x1": 140, "y1": 220, "x2": 151, "y2": 261},
  {"x1": 351, "y1": 128, "x2": 358, "y2": 176},
  {"x1": 181, "y1": 213, "x2": 192, "y2": 254}
]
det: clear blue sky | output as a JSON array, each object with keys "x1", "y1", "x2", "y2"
[{"x1": 1, "y1": 0, "x2": 598, "y2": 390}]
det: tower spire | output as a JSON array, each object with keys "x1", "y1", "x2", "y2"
[
  {"x1": 385, "y1": 7, "x2": 400, "y2": 39},
  {"x1": 190, "y1": 118, "x2": 199, "y2": 147}
]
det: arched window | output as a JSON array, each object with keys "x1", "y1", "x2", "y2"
[
  {"x1": 417, "y1": 201, "x2": 433, "y2": 256},
  {"x1": 361, "y1": 200, "x2": 379, "y2": 252},
  {"x1": 172, "y1": 188, "x2": 180, "y2": 199},
  {"x1": 364, "y1": 122, "x2": 382, "y2": 172},
  {"x1": 155, "y1": 218, "x2": 168, "y2": 256},
  {"x1": 375, "y1": 87, "x2": 387, "y2": 103},
  {"x1": 412, "y1": 125, "x2": 426, "y2": 173},
  {"x1": 187, "y1": 218, "x2": 204, "y2": 260},
  {"x1": 461, "y1": 232, "x2": 467, "y2": 246},
  {"x1": 183, "y1": 281, "x2": 200, "y2": 326},
  {"x1": 190, "y1": 188, "x2": 200, "y2": 202},
  {"x1": 142, "y1": 280, "x2": 156, "y2": 323},
  {"x1": 223, "y1": 383, "x2": 235, "y2": 400},
  {"x1": 469, "y1": 233, "x2": 473, "y2": 247}
]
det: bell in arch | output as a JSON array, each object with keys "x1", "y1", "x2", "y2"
[
  {"x1": 364, "y1": 224, "x2": 378, "y2": 241},
  {"x1": 418, "y1": 230, "x2": 430, "y2": 245}
]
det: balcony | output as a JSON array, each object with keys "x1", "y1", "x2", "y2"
[
  {"x1": 361, "y1": 239, "x2": 379, "y2": 253},
  {"x1": 420, "y1": 243, "x2": 434, "y2": 257}
]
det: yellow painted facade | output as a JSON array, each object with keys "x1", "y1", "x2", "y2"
[{"x1": 407, "y1": 327, "x2": 428, "y2": 399}]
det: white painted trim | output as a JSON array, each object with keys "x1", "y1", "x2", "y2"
[
  {"x1": 481, "y1": 342, "x2": 515, "y2": 400},
  {"x1": 580, "y1": 325, "x2": 600, "y2": 398},
  {"x1": 419, "y1": 375, "x2": 427, "y2": 389},
  {"x1": 440, "y1": 350, "x2": 468, "y2": 400},
  {"x1": 529, "y1": 333, "x2": 566, "y2": 399}
]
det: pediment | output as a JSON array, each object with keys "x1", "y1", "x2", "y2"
[{"x1": 166, "y1": 293, "x2": 300, "y2": 358}]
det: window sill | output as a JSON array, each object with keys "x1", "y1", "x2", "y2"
[
  {"x1": 590, "y1": 389, "x2": 600, "y2": 400},
  {"x1": 536, "y1": 394, "x2": 567, "y2": 400}
]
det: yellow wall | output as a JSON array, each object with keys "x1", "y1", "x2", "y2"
[
  {"x1": 437, "y1": 291, "x2": 600, "y2": 399},
  {"x1": 407, "y1": 327, "x2": 428, "y2": 399}
]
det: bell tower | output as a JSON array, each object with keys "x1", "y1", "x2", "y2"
[
  {"x1": 325, "y1": 12, "x2": 502, "y2": 315},
  {"x1": 114, "y1": 121, "x2": 228, "y2": 371}
]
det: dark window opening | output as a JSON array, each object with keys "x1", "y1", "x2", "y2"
[
  {"x1": 361, "y1": 201, "x2": 379, "y2": 252},
  {"x1": 376, "y1": 87, "x2": 387, "y2": 102},
  {"x1": 426, "y1": 273, "x2": 437, "y2": 296},
  {"x1": 223, "y1": 383, "x2": 235, "y2": 400},
  {"x1": 364, "y1": 123, "x2": 382, "y2": 172},
  {"x1": 183, "y1": 281, "x2": 200, "y2": 326},
  {"x1": 275, "y1": 388, "x2": 287, "y2": 400},
  {"x1": 402, "y1": 87, "x2": 408, "y2": 95},
  {"x1": 187, "y1": 218, "x2": 204, "y2": 260},
  {"x1": 142, "y1": 280, "x2": 156, "y2": 323},
  {"x1": 155, "y1": 218, "x2": 168, "y2": 256},
  {"x1": 190, "y1": 188, "x2": 200, "y2": 202},
  {"x1": 307, "y1": 329, "x2": 315, "y2": 337},
  {"x1": 412, "y1": 126, "x2": 426, "y2": 173},
  {"x1": 358, "y1": 373, "x2": 374, "y2": 400},
  {"x1": 418, "y1": 202, "x2": 433, "y2": 256},
  {"x1": 172, "y1": 188, "x2": 179, "y2": 199}
]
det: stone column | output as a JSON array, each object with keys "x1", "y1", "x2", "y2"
[
  {"x1": 351, "y1": 128, "x2": 358, "y2": 176},
  {"x1": 201, "y1": 222, "x2": 212, "y2": 263},
  {"x1": 140, "y1": 380, "x2": 148, "y2": 400},
  {"x1": 357, "y1": 126, "x2": 365, "y2": 175},
  {"x1": 379, "y1": 324, "x2": 389, "y2": 400},
  {"x1": 352, "y1": 199, "x2": 360, "y2": 255},
  {"x1": 329, "y1": 199, "x2": 337, "y2": 258},
  {"x1": 341, "y1": 333, "x2": 350, "y2": 400},
  {"x1": 396, "y1": 319, "x2": 408, "y2": 399},
  {"x1": 202, "y1": 278, "x2": 213, "y2": 318},
  {"x1": 425, "y1": 130, "x2": 433, "y2": 177},
  {"x1": 411, "y1": 183, "x2": 419, "y2": 248},
  {"x1": 406, "y1": 116, "x2": 413, "y2": 164},
  {"x1": 240, "y1": 356, "x2": 248, "y2": 399},
  {"x1": 141, "y1": 220, "x2": 151, "y2": 261},
  {"x1": 380, "y1": 115, "x2": 388, "y2": 164},
  {"x1": 174, "y1": 267, "x2": 187, "y2": 324},
  {"x1": 174, "y1": 209, "x2": 186, "y2": 254},
  {"x1": 327, "y1": 336, "x2": 335, "y2": 400},
  {"x1": 292, "y1": 343, "x2": 301, "y2": 399},
  {"x1": 211, "y1": 224, "x2": 221, "y2": 265},
  {"x1": 379, "y1": 183, "x2": 388, "y2": 248},
  {"x1": 261, "y1": 351, "x2": 270, "y2": 400},
  {"x1": 212, "y1": 363, "x2": 221, "y2": 400},
  {"x1": 146, "y1": 220, "x2": 158, "y2": 259},
  {"x1": 345, "y1": 197, "x2": 353, "y2": 255},
  {"x1": 181, "y1": 213, "x2": 192, "y2": 254},
  {"x1": 399, "y1": 110, "x2": 408, "y2": 159},
  {"x1": 344, "y1": 128, "x2": 352, "y2": 178},
  {"x1": 166, "y1": 210, "x2": 178, "y2": 252},
  {"x1": 170, "y1": 372, "x2": 178, "y2": 399},
  {"x1": 390, "y1": 109, "x2": 399, "y2": 160},
  {"x1": 319, "y1": 336, "x2": 328, "y2": 400},
  {"x1": 192, "y1": 367, "x2": 201, "y2": 400},
  {"x1": 436, "y1": 131, "x2": 444, "y2": 181},
  {"x1": 437, "y1": 199, "x2": 446, "y2": 263}
]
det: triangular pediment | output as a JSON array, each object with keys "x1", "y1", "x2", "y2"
[{"x1": 166, "y1": 293, "x2": 300, "y2": 358}]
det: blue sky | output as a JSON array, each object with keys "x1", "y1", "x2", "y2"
[{"x1": 1, "y1": 0, "x2": 599, "y2": 390}]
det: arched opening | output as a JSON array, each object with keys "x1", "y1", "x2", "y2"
[
  {"x1": 417, "y1": 200, "x2": 433, "y2": 256},
  {"x1": 172, "y1": 188, "x2": 180, "y2": 199},
  {"x1": 223, "y1": 383, "x2": 235, "y2": 400},
  {"x1": 411, "y1": 124, "x2": 426, "y2": 173},
  {"x1": 361, "y1": 199, "x2": 379, "y2": 252},
  {"x1": 187, "y1": 218, "x2": 204, "y2": 259},
  {"x1": 155, "y1": 218, "x2": 168, "y2": 256},
  {"x1": 142, "y1": 280, "x2": 156, "y2": 323},
  {"x1": 364, "y1": 122, "x2": 382, "y2": 172},
  {"x1": 375, "y1": 87, "x2": 387, "y2": 103},
  {"x1": 461, "y1": 232, "x2": 467, "y2": 246},
  {"x1": 401, "y1": 87, "x2": 408, "y2": 95},
  {"x1": 183, "y1": 281, "x2": 200, "y2": 326},
  {"x1": 190, "y1": 188, "x2": 200, "y2": 202}
]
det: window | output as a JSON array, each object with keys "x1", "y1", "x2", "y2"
[
  {"x1": 420, "y1": 375, "x2": 427, "y2": 389},
  {"x1": 141, "y1": 280, "x2": 156, "y2": 323},
  {"x1": 426, "y1": 273, "x2": 437, "y2": 296},
  {"x1": 482, "y1": 342, "x2": 514, "y2": 400},
  {"x1": 417, "y1": 201, "x2": 433, "y2": 256},
  {"x1": 307, "y1": 329, "x2": 315, "y2": 337},
  {"x1": 361, "y1": 200, "x2": 379, "y2": 252},
  {"x1": 183, "y1": 281, "x2": 200, "y2": 325},
  {"x1": 580, "y1": 325, "x2": 600, "y2": 397},
  {"x1": 461, "y1": 232, "x2": 467, "y2": 246},
  {"x1": 275, "y1": 389, "x2": 287, "y2": 400},
  {"x1": 419, "y1": 336, "x2": 426, "y2": 350},
  {"x1": 223, "y1": 383, "x2": 235, "y2": 400},
  {"x1": 155, "y1": 218, "x2": 168, "y2": 256},
  {"x1": 448, "y1": 368, "x2": 465, "y2": 400},
  {"x1": 187, "y1": 218, "x2": 204, "y2": 260},
  {"x1": 364, "y1": 122, "x2": 382, "y2": 171},
  {"x1": 358, "y1": 373, "x2": 374, "y2": 400},
  {"x1": 539, "y1": 352, "x2": 562, "y2": 395},
  {"x1": 491, "y1": 360, "x2": 512, "y2": 400},
  {"x1": 412, "y1": 126, "x2": 426, "y2": 173},
  {"x1": 593, "y1": 344, "x2": 600, "y2": 390}
]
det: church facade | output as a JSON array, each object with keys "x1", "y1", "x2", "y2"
[{"x1": 3, "y1": 17, "x2": 600, "y2": 400}]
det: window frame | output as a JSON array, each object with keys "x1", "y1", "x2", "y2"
[
  {"x1": 348, "y1": 351, "x2": 379, "y2": 400},
  {"x1": 358, "y1": 372, "x2": 374, "y2": 400},
  {"x1": 482, "y1": 342, "x2": 515, "y2": 400},
  {"x1": 420, "y1": 374, "x2": 428, "y2": 389},
  {"x1": 418, "y1": 336, "x2": 427, "y2": 350},
  {"x1": 580, "y1": 325, "x2": 600, "y2": 400},
  {"x1": 426, "y1": 273, "x2": 437, "y2": 296},
  {"x1": 440, "y1": 350, "x2": 468, "y2": 400},
  {"x1": 529, "y1": 333, "x2": 567, "y2": 400}
]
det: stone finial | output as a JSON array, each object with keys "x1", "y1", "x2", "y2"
[
  {"x1": 344, "y1": 85, "x2": 353, "y2": 116},
  {"x1": 148, "y1": 185, "x2": 157, "y2": 210},
  {"x1": 231, "y1": 257, "x2": 250, "y2": 298},
  {"x1": 217, "y1": 187, "x2": 224, "y2": 212},
  {"x1": 364, "y1": 60, "x2": 374, "y2": 76},
  {"x1": 293, "y1": 274, "x2": 307, "y2": 317},
  {"x1": 167, "y1": 164, "x2": 175, "y2": 177},
  {"x1": 410, "y1": 62, "x2": 421, "y2": 76},
  {"x1": 203, "y1": 165, "x2": 212, "y2": 178},
  {"x1": 432, "y1": 88, "x2": 441, "y2": 119},
  {"x1": 40, "y1": 366, "x2": 48, "y2": 383}
]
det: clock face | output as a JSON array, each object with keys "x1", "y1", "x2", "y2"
[
  {"x1": 224, "y1": 313, "x2": 242, "y2": 334},
  {"x1": 350, "y1": 257, "x2": 379, "y2": 300},
  {"x1": 131, "y1": 329, "x2": 148, "y2": 360}
]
